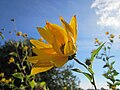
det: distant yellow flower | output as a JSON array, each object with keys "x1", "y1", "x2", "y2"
[
  {"x1": 105, "y1": 31, "x2": 109, "y2": 35},
  {"x1": 63, "y1": 86, "x2": 67, "y2": 90},
  {"x1": 16, "y1": 31, "x2": 22, "y2": 36},
  {"x1": 1, "y1": 78, "x2": 6, "y2": 82},
  {"x1": 0, "y1": 73, "x2": 4, "y2": 77},
  {"x1": 119, "y1": 35, "x2": 120, "y2": 39},
  {"x1": 8, "y1": 78, "x2": 12, "y2": 82},
  {"x1": 23, "y1": 46, "x2": 28, "y2": 51},
  {"x1": 111, "y1": 86, "x2": 116, "y2": 90},
  {"x1": 110, "y1": 34, "x2": 115, "y2": 38},
  {"x1": 5, "y1": 80, "x2": 10, "y2": 84},
  {"x1": 95, "y1": 38, "x2": 99, "y2": 43},
  {"x1": 28, "y1": 15, "x2": 77, "y2": 75},
  {"x1": 8, "y1": 57, "x2": 14, "y2": 64},
  {"x1": 22, "y1": 33, "x2": 28, "y2": 37}
]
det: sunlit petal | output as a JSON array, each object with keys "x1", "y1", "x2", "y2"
[
  {"x1": 64, "y1": 41, "x2": 77, "y2": 55},
  {"x1": 46, "y1": 22, "x2": 68, "y2": 44},
  {"x1": 31, "y1": 66, "x2": 53, "y2": 75},
  {"x1": 27, "y1": 56, "x2": 39, "y2": 64},
  {"x1": 30, "y1": 40, "x2": 52, "y2": 49},
  {"x1": 37, "y1": 27, "x2": 53, "y2": 44},
  {"x1": 70, "y1": 15, "x2": 77, "y2": 42}
]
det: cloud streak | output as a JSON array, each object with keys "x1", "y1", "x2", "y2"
[{"x1": 91, "y1": 0, "x2": 120, "y2": 29}]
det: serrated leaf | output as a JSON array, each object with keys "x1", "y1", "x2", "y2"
[
  {"x1": 9, "y1": 52, "x2": 18, "y2": 57},
  {"x1": 72, "y1": 68, "x2": 92, "y2": 81}
]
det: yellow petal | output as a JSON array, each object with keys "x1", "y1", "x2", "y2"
[
  {"x1": 27, "y1": 56, "x2": 39, "y2": 64},
  {"x1": 30, "y1": 39, "x2": 52, "y2": 49},
  {"x1": 64, "y1": 41, "x2": 77, "y2": 56},
  {"x1": 46, "y1": 22, "x2": 68, "y2": 45},
  {"x1": 52, "y1": 56, "x2": 68, "y2": 67},
  {"x1": 33, "y1": 62, "x2": 53, "y2": 67},
  {"x1": 32, "y1": 48, "x2": 56, "y2": 56},
  {"x1": 37, "y1": 27, "x2": 53, "y2": 44},
  {"x1": 60, "y1": 16, "x2": 76, "y2": 43},
  {"x1": 29, "y1": 47, "x2": 68, "y2": 67},
  {"x1": 52, "y1": 37, "x2": 64, "y2": 55},
  {"x1": 70, "y1": 15, "x2": 77, "y2": 42},
  {"x1": 31, "y1": 66, "x2": 53, "y2": 75}
]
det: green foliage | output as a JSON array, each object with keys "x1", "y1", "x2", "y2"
[
  {"x1": 96, "y1": 33, "x2": 120, "y2": 89},
  {"x1": 72, "y1": 68, "x2": 92, "y2": 82},
  {"x1": 72, "y1": 43, "x2": 105, "y2": 89},
  {"x1": 0, "y1": 39, "x2": 78, "y2": 90},
  {"x1": 36, "y1": 64, "x2": 78, "y2": 90}
]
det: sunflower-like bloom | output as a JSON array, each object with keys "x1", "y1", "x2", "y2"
[{"x1": 28, "y1": 15, "x2": 77, "y2": 75}]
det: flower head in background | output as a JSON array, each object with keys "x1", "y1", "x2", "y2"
[
  {"x1": 28, "y1": 15, "x2": 77, "y2": 75},
  {"x1": 16, "y1": 31, "x2": 22, "y2": 36}
]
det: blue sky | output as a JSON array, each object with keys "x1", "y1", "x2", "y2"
[{"x1": 0, "y1": 0, "x2": 120, "y2": 89}]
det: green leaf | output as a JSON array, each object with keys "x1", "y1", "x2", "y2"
[
  {"x1": 111, "y1": 61, "x2": 115, "y2": 66},
  {"x1": 29, "y1": 80, "x2": 36, "y2": 89},
  {"x1": 16, "y1": 63, "x2": 21, "y2": 70},
  {"x1": 107, "y1": 82, "x2": 112, "y2": 87},
  {"x1": 40, "y1": 81, "x2": 46, "y2": 86},
  {"x1": 90, "y1": 42, "x2": 105, "y2": 68},
  {"x1": 87, "y1": 68, "x2": 94, "y2": 74},
  {"x1": 72, "y1": 68, "x2": 92, "y2": 81},
  {"x1": 115, "y1": 81, "x2": 120, "y2": 86},
  {"x1": 9, "y1": 52, "x2": 18, "y2": 57},
  {"x1": 112, "y1": 70, "x2": 119, "y2": 76},
  {"x1": 12, "y1": 73, "x2": 24, "y2": 80}
]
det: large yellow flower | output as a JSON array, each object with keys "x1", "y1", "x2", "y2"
[{"x1": 28, "y1": 15, "x2": 77, "y2": 75}]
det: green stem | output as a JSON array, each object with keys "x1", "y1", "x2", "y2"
[
  {"x1": 74, "y1": 58, "x2": 87, "y2": 69},
  {"x1": 92, "y1": 74, "x2": 97, "y2": 90},
  {"x1": 74, "y1": 58, "x2": 97, "y2": 90}
]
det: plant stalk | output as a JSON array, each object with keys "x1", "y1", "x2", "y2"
[{"x1": 74, "y1": 58, "x2": 97, "y2": 90}]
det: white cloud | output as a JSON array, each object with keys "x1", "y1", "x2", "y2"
[{"x1": 91, "y1": 0, "x2": 120, "y2": 29}]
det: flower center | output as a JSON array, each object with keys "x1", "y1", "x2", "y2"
[{"x1": 60, "y1": 44, "x2": 65, "y2": 54}]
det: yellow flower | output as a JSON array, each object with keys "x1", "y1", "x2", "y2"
[
  {"x1": 22, "y1": 33, "x2": 28, "y2": 37},
  {"x1": 28, "y1": 16, "x2": 77, "y2": 75},
  {"x1": 1, "y1": 78, "x2": 6, "y2": 82},
  {"x1": 16, "y1": 31, "x2": 22, "y2": 36},
  {"x1": 23, "y1": 46, "x2": 28, "y2": 51},
  {"x1": 63, "y1": 86, "x2": 67, "y2": 90},
  {"x1": 110, "y1": 34, "x2": 115, "y2": 38},
  {"x1": 8, "y1": 57, "x2": 14, "y2": 64},
  {"x1": 111, "y1": 86, "x2": 116, "y2": 90},
  {"x1": 0, "y1": 72, "x2": 4, "y2": 77},
  {"x1": 95, "y1": 38, "x2": 99, "y2": 43},
  {"x1": 8, "y1": 78, "x2": 12, "y2": 82},
  {"x1": 105, "y1": 31, "x2": 109, "y2": 35}
]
